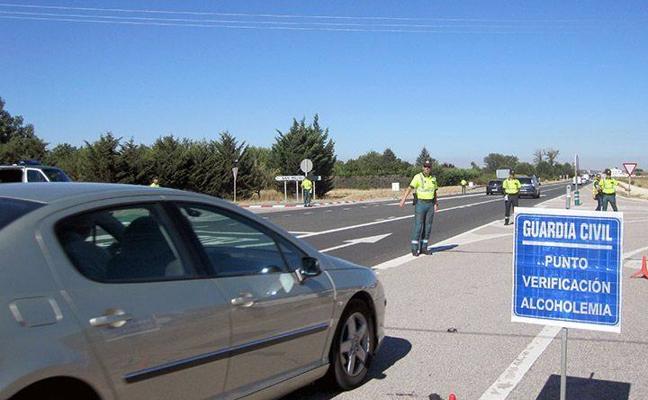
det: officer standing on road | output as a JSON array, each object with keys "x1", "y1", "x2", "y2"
[
  {"x1": 600, "y1": 168, "x2": 619, "y2": 211},
  {"x1": 593, "y1": 174, "x2": 603, "y2": 211},
  {"x1": 460, "y1": 179, "x2": 467, "y2": 195},
  {"x1": 301, "y1": 175, "x2": 313, "y2": 207},
  {"x1": 399, "y1": 160, "x2": 439, "y2": 256},
  {"x1": 503, "y1": 170, "x2": 521, "y2": 225}
]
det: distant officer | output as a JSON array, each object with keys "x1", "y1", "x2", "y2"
[
  {"x1": 149, "y1": 178, "x2": 160, "y2": 188},
  {"x1": 600, "y1": 168, "x2": 619, "y2": 211},
  {"x1": 399, "y1": 159, "x2": 439, "y2": 256},
  {"x1": 592, "y1": 174, "x2": 603, "y2": 211},
  {"x1": 301, "y1": 176, "x2": 313, "y2": 207},
  {"x1": 460, "y1": 179, "x2": 467, "y2": 195},
  {"x1": 503, "y1": 170, "x2": 521, "y2": 225}
]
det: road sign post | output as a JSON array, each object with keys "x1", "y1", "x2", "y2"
[
  {"x1": 512, "y1": 207, "x2": 623, "y2": 400},
  {"x1": 232, "y1": 160, "x2": 239, "y2": 203},
  {"x1": 623, "y1": 162, "x2": 638, "y2": 195}
]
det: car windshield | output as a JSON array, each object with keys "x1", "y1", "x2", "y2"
[
  {"x1": 0, "y1": 169, "x2": 22, "y2": 183},
  {"x1": 489, "y1": 180, "x2": 501, "y2": 185},
  {"x1": 41, "y1": 168, "x2": 72, "y2": 182},
  {"x1": 519, "y1": 178, "x2": 532, "y2": 184},
  {"x1": 0, "y1": 197, "x2": 45, "y2": 230}
]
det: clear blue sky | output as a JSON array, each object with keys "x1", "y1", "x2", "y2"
[{"x1": 1, "y1": 1, "x2": 647, "y2": 169}]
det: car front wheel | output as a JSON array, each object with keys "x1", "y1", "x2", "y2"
[{"x1": 328, "y1": 300, "x2": 375, "y2": 390}]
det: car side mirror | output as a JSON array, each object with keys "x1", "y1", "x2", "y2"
[{"x1": 294, "y1": 257, "x2": 322, "y2": 283}]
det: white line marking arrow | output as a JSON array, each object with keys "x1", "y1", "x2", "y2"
[{"x1": 320, "y1": 233, "x2": 392, "y2": 253}]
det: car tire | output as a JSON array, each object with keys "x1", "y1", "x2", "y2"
[{"x1": 327, "y1": 299, "x2": 375, "y2": 391}]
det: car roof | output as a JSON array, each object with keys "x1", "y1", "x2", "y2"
[{"x1": 0, "y1": 182, "x2": 184, "y2": 204}]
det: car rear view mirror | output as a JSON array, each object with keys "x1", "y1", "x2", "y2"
[{"x1": 294, "y1": 257, "x2": 322, "y2": 282}]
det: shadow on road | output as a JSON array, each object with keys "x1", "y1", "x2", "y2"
[
  {"x1": 536, "y1": 374, "x2": 631, "y2": 400},
  {"x1": 281, "y1": 335, "x2": 412, "y2": 400}
]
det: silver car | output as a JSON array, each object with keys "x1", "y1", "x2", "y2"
[{"x1": 1, "y1": 183, "x2": 385, "y2": 400}]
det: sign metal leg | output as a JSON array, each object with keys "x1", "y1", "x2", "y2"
[{"x1": 561, "y1": 327, "x2": 568, "y2": 400}]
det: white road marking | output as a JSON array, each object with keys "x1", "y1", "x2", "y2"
[
  {"x1": 478, "y1": 326, "x2": 561, "y2": 400},
  {"x1": 320, "y1": 233, "x2": 392, "y2": 253},
  {"x1": 298, "y1": 197, "x2": 503, "y2": 239}
]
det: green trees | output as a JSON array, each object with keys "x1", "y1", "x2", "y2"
[
  {"x1": 0, "y1": 97, "x2": 46, "y2": 164},
  {"x1": 270, "y1": 115, "x2": 336, "y2": 197}
]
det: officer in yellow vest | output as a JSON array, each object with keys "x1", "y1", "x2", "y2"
[
  {"x1": 460, "y1": 179, "x2": 467, "y2": 195},
  {"x1": 399, "y1": 159, "x2": 439, "y2": 256},
  {"x1": 149, "y1": 178, "x2": 160, "y2": 188},
  {"x1": 592, "y1": 174, "x2": 603, "y2": 211},
  {"x1": 503, "y1": 170, "x2": 521, "y2": 225},
  {"x1": 600, "y1": 168, "x2": 618, "y2": 211},
  {"x1": 301, "y1": 176, "x2": 313, "y2": 207}
]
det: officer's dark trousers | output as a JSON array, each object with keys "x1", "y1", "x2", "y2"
[
  {"x1": 602, "y1": 194, "x2": 618, "y2": 211},
  {"x1": 595, "y1": 194, "x2": 603, "y2": 211},
  {"x1": 303, "y1": 189, "x2": 312, "y2": 207},
  {"x1": 411, "y1": 200, "x2": 435, "y2": 253},
  {"x1": 504, "y1": 194, "x2": 519, "y2": 221}
]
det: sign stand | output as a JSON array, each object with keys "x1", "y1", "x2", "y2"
[
  {"x1": 623, "y1": 162, "x2": 638, "y2": 195},
  {"x1": 561, "y1": 327, "x2": 568, "y2": 400}
]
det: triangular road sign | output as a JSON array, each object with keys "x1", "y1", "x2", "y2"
[{"x1": 623, "y1": 162, "x2": 637, "y2": 176}]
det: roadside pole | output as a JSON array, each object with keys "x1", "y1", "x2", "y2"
[{"x1": 232, "y1": 160, "x2": 238, "y2": 203}]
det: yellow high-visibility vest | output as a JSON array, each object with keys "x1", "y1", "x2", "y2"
[
  {"x1": 301, "y1": 178, "x2": 313, "y2": 190},
  {"x1": 410, "y1": 173, "x2": 438, "y2": 200},
  {"x1": 600, "y1": 177, "x2": 618, "y2": 195},
  {"x1": 503, "y1": 178, "x2": 521, "y2": 194}
]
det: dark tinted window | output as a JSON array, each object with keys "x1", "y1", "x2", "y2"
[
  {"x1": 56, "y1": 205, "x2": 196, "y2": 282},
  {"x1": 42, "y1": 168, "x2": 72, "y2": 182},
  {"x1": 177, "y1": 203, "x2": 290, "y2": 277},
  {"x1": 27, "y1": 170, "x2": 47, "y2": 182},
  {"x1": 519, "y1": 178, "x2": 532, "y2": 184},
  {"x1": 0, "y1": 197, "x2": 45, "y2": 229},
  {"x1": 0, "y1": 169, "x2": 22, "y2": 183}
]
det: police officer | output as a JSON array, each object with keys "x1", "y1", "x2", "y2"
[
  {"x1": 600, "y1": 168, "x2": 619, "y2": 211},
  {"x1": 399, "y1": 160, "x2": 439, "y2": 256},
  {"x1": 592, "y1": 174, "x2": 603, "y2": 211},
  {"x1": 503, "y1": 170, "x2": 521, "y2": 225},
  {"x1": 301, "y1": 175, "x2": 313, "y2": 207},
  {"x1": 149, "y1": 178, "x2": 160, "y2": 188},
  {"x1": 460, "y1": 179, "x2": 467, "y2": 195}
]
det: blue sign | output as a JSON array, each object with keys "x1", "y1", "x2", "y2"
[{"x1": 512, "y1": 208, "x2": 623, "y2": 332}]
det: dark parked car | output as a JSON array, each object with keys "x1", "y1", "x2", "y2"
[
  {"x1": 486, "y1": 179, "x2": 504, "y2": 195},
  {"x1": 518, "y1": 175, "x2": 541, "y2": 198}
]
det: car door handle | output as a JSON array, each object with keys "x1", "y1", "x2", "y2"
[
  {"x1": 231, "y1": 293, "x2": 255, "y2": 307},
  {"x1": 90, "y1": 309, "x2": 132, "y2": 328}
]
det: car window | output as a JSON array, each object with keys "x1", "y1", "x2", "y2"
[
  {"x1": 27, "y1": 169, "x2": 47, "y2": 182},
  {"x1": 0, "y1": 169, "x2": 23, "y2": 183},
  {"x1": 42, "y1": 168, "x2": 72, "y2": 182},
  {"x1": 0, "y1": 197, "x2": 44, "y2": 230},
  {"x1": 56, "y1": 205, "x2": 196, "y2": 282},
  {"x1": 177, "y1": 203, "x2": 291, "y2": 277},
  {"x1": 519, "y1": 178, "x2": 532, "y2": 184}
]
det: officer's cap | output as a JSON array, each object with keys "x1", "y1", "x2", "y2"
[
  {"x1": 605, "y1": 168, "x2": 611, "y2": 175},
  {"x1": 423, "y1": 160, "x2": 432, "y2": 167}
]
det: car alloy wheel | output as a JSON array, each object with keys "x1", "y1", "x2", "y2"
[
  {"x1": 328, "y1": 300, "x2": 374, "y2": 390},
  {"x1": 339, "y1": 312, "x2": 371, "y2": 377}
]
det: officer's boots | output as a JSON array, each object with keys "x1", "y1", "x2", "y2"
[{"x1": 504, "y1": 217, "x2": 509, "y2": 225}]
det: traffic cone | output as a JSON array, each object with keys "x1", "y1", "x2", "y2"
[
  {"x1": 631, "y1": 256, "x2": 648, "y2": 279},
  {"x1": 448, "y1": 393, "x2": 457, "y2": 400}
]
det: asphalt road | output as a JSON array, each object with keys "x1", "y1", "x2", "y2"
[{"x1": 258, "y1": 182, "x2": 571, "y2": 266}]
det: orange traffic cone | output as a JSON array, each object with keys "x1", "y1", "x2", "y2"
[
  {"x1": 631, "y1": 256, "x2": 648, "y2": 279},
  {"x1": 448, "y1": 393, "x2": 457, "y2": 400}
]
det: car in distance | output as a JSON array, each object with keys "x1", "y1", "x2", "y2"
[
  {"x1": 0, "y1": 160, "x2": 71, "y2": 183},
  {"x1": 1, "y1": 183, "x2": 385, "y2": 400},
  {"x1": 486, "y1": 179, "x2": 503, "y2": 195},
  {"x1": 518, "y1": 175, "x2": 541, "y2": 198}
]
